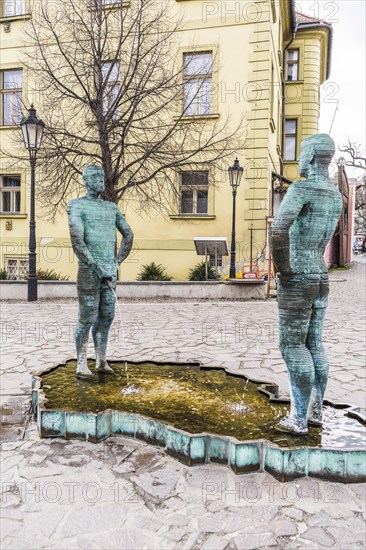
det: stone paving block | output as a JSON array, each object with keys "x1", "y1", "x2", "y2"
[
  {"x1": 197, "y1": 512, "x2": 227, "y2": 533},
  {"x1": 201, "y1": 533, "x2": 230, "y2": 550},
  {"x1": 233, "y1": 531, "x2": 278, "y2": 549},
  {"x1": 268, "y1": 518, "x2": 297, "y2": 536},
  {"x1": 301, "y1": 526, "x2": 335, "y2": 548}
]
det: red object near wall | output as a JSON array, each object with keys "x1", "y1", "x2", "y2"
[{"x1": 325, "y1": 160, "x2": 355, "y2": 268}]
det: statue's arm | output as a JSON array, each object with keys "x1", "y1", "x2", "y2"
[
  {"x1": 67, "y1": 202, "x2": 99, "y2": 271},
  {"x1": 115, "y1": 209, "x2": 134, "y2": 264},
  {"x1": 323, "y1": 193, "x2": 343, "y2": 247},
  {"x1": 270, "y1": 185, "x2": 305, "y2": 274}
]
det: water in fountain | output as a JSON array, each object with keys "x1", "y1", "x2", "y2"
[
  {"x1": 121, "y1": 360, "x2": 140, "y2": 395},
  {"x1": 41, "y1": 360, "x2": 366, "y2": 449}
]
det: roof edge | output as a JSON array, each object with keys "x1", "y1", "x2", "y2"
[{"x1": 296, "y1": 21, "x2": 333, "y2": 80}]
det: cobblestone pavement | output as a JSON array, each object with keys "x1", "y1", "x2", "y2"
[{"x1": 1, "y1": 258, "x2": 365, "y2": 549}]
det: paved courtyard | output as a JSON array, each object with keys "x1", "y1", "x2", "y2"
[{"x1": 1, "y1": 258, "x2": 365, "y2": 549}]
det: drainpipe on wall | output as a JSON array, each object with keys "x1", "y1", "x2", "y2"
[{"x1": 280, "y1": 24, "x2": 298, "y2": 176}]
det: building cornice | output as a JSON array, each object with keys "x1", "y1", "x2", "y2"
[{"x1": 296, "y1": 21, "x2": 333, "y2": 80}]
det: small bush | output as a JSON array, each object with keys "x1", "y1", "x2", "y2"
[
  {"x1": 188, "y1": 261, "x2": 217, "y2": 281},
  {"x1": 28, "y1": 269, "x2": 70, "y2": 281},
  {"x1": 137, "y1": 262, "x2": 172, "y2": 281},
  {"x1": 0, "y1": 268, "x2": 7, "y2": 280}
]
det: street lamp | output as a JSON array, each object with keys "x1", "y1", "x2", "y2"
[
  {"x1": 20, "y1": 105, "x2": 45, "y2": 302},
  {"x1": 228, "y1": 158, "x2": 244, "y2": 279}
]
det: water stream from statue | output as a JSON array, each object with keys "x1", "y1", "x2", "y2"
[{"x1": 105, "y1": 280, "x2": 140, "y2": 395}]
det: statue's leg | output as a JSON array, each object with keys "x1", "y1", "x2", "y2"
[
  {"x1": 75, "y1": 288, "x2": 99, "y2": 378},
  {"x1": 276, "y1": 275, "x2": 320, "y2": 435},
  {"x1": 92, "y1": 282, "x2": 116, "y2": 374},
  {"x1": 278, "y1": 308, "x2": 315, "y2": 434},
  {"x1": 306, "y1": 275, "x2": 330, "y2": 425}
]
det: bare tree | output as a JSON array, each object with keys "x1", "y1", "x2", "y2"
[
  {"x1": 7, "y1": 0, "x2": 244, "y2": 218},
  {"x1": 339, "y1": 139, "x2": 366, "y2": 234}
]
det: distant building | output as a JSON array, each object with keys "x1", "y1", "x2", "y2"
[{"x1": 0, "y1": 1, "x2": 333, "y2": 280}]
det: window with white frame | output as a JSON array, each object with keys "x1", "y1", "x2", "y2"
[
  {"x1": 286, "y1": 49, "x2": 299, "y2": 81},
  {"x1": 183, "y1": 52, "x2": 212, "y2": 116},
  {"x1": 180, "y1": 171, "x2": 209, "y2": 215},
  {"x1": 209, "y1": 254, "x2": 222, "y2": 267},
  {"x1": 1, "y1": 69, "x2": 23, "y2": 126},
  {"x1": 2, "y1": 0, "x2": 25, "y2": 17},
  {"x1": 102, "y1": 0, "x2": 121, "y2": 4},
  {"x1": 6, "y1": 258, "x2": 28, "y2": 280},
  {"x1": 101, "y1": 62, "x2": 120, "y2": 119},
  {"x1": 1, "y1": 175, "x2": 21, "y2": 213},
  {"x1": 284, "y1": 119, "x2": 297, "y2": 161}
]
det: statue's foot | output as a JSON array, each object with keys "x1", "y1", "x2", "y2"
[
  {"x1": 308, "y1": 417, "x2": 323, "y2": 427},
  {"x1": 95, "y1": 360, "x2": 115, "y2": 375},
  {"x1": 76, "y1": 363, "x2": 94, "y2": 379},
  {"x1": 277, "y1": 415, "x2": 308, "y2": 436},
  {"x1": 308, "y1": 402, "x2": 323, "y2": 427}
]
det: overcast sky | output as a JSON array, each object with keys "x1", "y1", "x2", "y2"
[{"x1": 296, "y1": 0, "x2": 365, "y2": 176}]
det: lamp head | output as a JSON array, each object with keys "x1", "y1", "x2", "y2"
[
  {"x1": 20, "y1": 105, "x2": 45, "y2": 154},
  {"x1": 228, "y1": 158, "x2": 244, "y2": 189}
]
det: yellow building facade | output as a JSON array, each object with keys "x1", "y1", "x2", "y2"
[{"x1": 0, "y1": 0, "x2": 332, "y2": 281}]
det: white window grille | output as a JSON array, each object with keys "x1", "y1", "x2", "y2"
[
  {"x1": 3, "y1": 0, "x2": 25, "y2": 17},
  {"x1": 6, "y1": 258, "x2": 28, "y2": 280}
]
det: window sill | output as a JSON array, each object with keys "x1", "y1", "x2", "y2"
[
  {"x1": 169, "y1": 214, "x2": 216, "y2": 220},
  {"x1": 0, "y1": 213, "x2": 27, "y2": 219},
  {"x1": 173, "y1": 113, "x2": 220, "y2": 122},
  {"x1": 283, "y1": 160, "x2": 297, "y2": 164},
  {"x1": 285, "y1": 80, "x2": 304, "y2": 84},
  {"x1": 0, "y1": 125, "x2": 19, "y2": 130},
  {"x1": 0, "y1": 14, "x2": 31, "y2": 22},
  {"x1": 88, "y1": 1, "x2": 130, "y2": 12}
]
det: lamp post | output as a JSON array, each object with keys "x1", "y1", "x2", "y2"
[
  {"x1": 228, "y1": 158, "x2": 244, "y2": 279},
  {"x1": 20, "y1": 105, "x2": 45, "y2": 302}
]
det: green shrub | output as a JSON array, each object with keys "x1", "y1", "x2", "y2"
[
  {"x1": 137, "y1": 262, "x2": 172, "y2": 281},
  {"x1": 188, "y1": 261, "x2": 217, "y2": 281},
  {"x1": 29, "y1": 269, "x2": 70, "y2": 281},
  {"x1": 0, "y1": 268, "x2": 7, "y2": 280}
]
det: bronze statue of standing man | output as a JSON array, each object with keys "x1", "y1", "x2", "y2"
[
  {"x1": 67, "y1": 165, "x2": 133, "y2": 378},
  {"x1": 270, "y1": 134, "x2": 342, "y2": 435}
]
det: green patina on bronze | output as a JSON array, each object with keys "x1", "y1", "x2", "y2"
[
  {"x1": 270, "y1": 134, "x2": 343, "y2": 435},
  {"x1": 39, "y1": 360, "x2": 365, "y2": 450},
  {"x1": 67, "y1": 165, "x2": 133, "y2": 378}
]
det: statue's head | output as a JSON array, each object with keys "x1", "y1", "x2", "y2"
[
  {"x1": 298, "y1": 133, "x2": 335, "y2": 177},
  {"x1": 82, "y1": 164, "x2": 105, "y2": 195}
]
